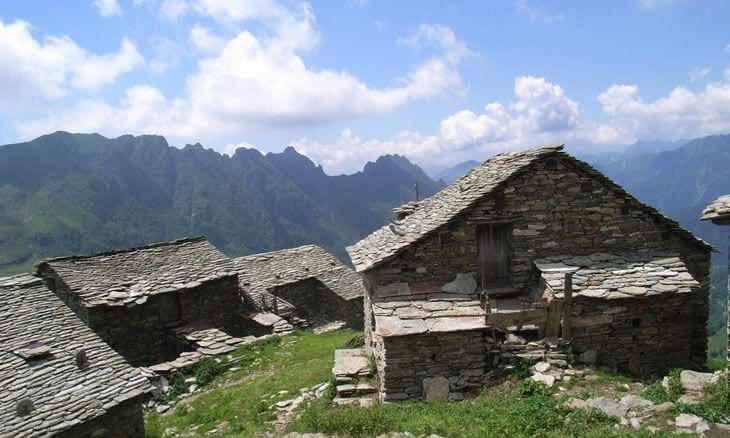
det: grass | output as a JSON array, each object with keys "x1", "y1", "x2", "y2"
[
  {"x1": 290, "y1": 387, "x2": 626, "y2": 438},
  {"x1": 145, "y1": 329, "x2": 357, "y2": 437},
  {"x1": 146, "y1": 330, "x2": 730, "y2": 437}
]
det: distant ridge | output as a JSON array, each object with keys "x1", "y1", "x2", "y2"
[{"x1": 0, "y1": 132, "x2": 442, "y2": 275}]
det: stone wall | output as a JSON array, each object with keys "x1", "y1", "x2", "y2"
[
  {"x1": 57, "y1": 395, "x2": 146, "y2": 438},
  {"x1": 362, "y1": 155, "x2": 710, "y2": 369},
  {"x1": 368, "y1": 156, "x2": 709, "y2": 291},
  {"x1": 374, "y1": 330, "x2": 492, "y2": 402},
  {"x1": 569, "y1": 290, "x2": 705, "y2": 377},
  {"x1": 86, "y1": 275, "x2": 243, "y2": 366},
  {"x1": 271, "y1": 278, "x2": 363, "y2": 329}
]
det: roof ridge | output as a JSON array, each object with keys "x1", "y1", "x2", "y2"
[
  {"x1": 232, "y1": 244, "x2": 324, "y2": 261},
  {"x1": 37, "y1": 236, "x2": 208, "y2": 266}
]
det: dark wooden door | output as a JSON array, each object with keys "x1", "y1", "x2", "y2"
[{"x1": 477, "y1": 224, "x2": 510, "y2": 285}]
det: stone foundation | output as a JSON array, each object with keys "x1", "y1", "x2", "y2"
[{"x1": 375, "y1": 330, "x2": 492, "y2": 402}]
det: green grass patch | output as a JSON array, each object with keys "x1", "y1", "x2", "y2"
[
  {"x1": 290, "y1": 390, "x2": 623, "y2": 438},
  {"x1": 145, "y1": 329, "x2": 357, "y2": 437}
]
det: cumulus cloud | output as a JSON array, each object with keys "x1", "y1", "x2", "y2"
[
  {"x1": 688, "y1": 66, "x2": 711, "y2": 83},
  {"x1": 0, "y1": 19, "x2": 142, "y2": 106},
  {"x1": 94, "y1": 0, "x2": 123, "y2": 17},
  {"x1": 292, "y1": 71, "x2": 730, "y2": 174},
  {"x1": 17, "y1": 1, "x2": 473, "y2": 141},
  {"x1": 514, "y1": 0, "x2": 564, "y2": 23},
  {"x1": 637, "y1": 0, "x2": 679, "y2": 10}
]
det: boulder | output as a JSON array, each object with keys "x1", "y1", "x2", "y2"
[{"x1": 680, "y1": 370, "x2": 719, "y2": 392}]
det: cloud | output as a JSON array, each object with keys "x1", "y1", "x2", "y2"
[
  {"x1": 514, "y1": 0, "x2": 564, "y2": 23},
  {"x1": 688, "y1": 66, "x2": 711, "y2": 83},
  {"x1": 94, "y1": 0, "x2": 123, "y2": 17},
  {"x1": 348, "y1": 0, "x2": 369, "y2": 9},
  {"x1": 188, "y1": 24, "x2": 227, "y2": 54},
  {"x1": 149, "y1": 36, "x2": 183, "y2": 73},
  {"x1": 637, "y1": 0, "x2": 679, "y2": 10},
  {"x1": 0, "y1": 19, "x2": 142, "y2": 106},
  {"x1": 18, "y1": 3, "x2": 473, "y2": 141},
  {"x1": 159, "y1": 0, "x2": 189, "y2": 21},
  {"x1": 293, "y1": 71, "x2": 730, "y2": 174}
]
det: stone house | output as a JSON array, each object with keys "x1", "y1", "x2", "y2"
[
  {"x1": 230, "y1": 245, "x2": 364, "y2": 331},
  {"x1": 0, "y1": 274, "x2": 152, "y2": 437},
  {"x1": 348, "y1": 145, "x2": 711, "y2": 402},
  {"x1": 701, "y1": 194, "x2": 730, "y2": 381},
  {"x1": 36, "y1": 237, "x2": 242, "y2": 367}
]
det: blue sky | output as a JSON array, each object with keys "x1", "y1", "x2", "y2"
[{"x1": 1, "y1": 0, "x2": 729, "y2": 174}]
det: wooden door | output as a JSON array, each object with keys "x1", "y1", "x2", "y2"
[{"x1": 477, "y1": 224, "x2": 510, "y2": 286}]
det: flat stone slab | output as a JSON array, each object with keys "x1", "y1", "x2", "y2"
[
  {"x1": 249, "y1": 312, "x2": 285, "y2": 326},
  {"x1": 333, "y1": 349, "x2": 372, "y2": 377}
]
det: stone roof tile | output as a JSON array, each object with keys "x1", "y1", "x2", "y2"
[
  {"x1": 535, "y1": 253, "x2": 700, "y2": 300},
  {"x1": 347, "y1": 145, "x2": 711, "y2": 272},
  {"x1": 229, "y1": 245, "x2": 364, "y2": 311},
  {"x1": 701, "y1": 194, "x2": 730, "y2": 224},
  {"x1": 0, "y1": 275, "x2": 153, "y2": 437},
  {"x1": 37, "y1": 236, "x2": 233, "y2": 307},
  {"x1": 347, "y1": 145, "x2": 564, "y2": 272}
]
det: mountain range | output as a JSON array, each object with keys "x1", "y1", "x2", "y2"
[{"x1": 0, "y1": 132, "x2": 441, "y2": 275}]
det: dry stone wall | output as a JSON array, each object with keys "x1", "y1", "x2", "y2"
[
  {"x1": 374, "y1": 330, "x2": 492, "y2": 402},
  {"x1": 369, "y1": 156, "x2": 708, "y2": 291},
  {"x1": 570, "y1": 291, "x2": 706, "y2": 377},
  {"x1": 271, "y1": 278, "x2": 363, "y2": 329},
  {"x1": 87, "y1": 275, "x2": 243, "y2": 366}
]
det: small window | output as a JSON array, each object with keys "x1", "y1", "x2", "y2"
[{"x1": 159, "y1": 293, "x2": 181, "y2": 325}]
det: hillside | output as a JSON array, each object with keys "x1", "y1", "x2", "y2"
[{"x1": 0, "y1": 132, "x2": 442, "y2": 275}]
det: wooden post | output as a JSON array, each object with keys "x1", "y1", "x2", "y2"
[{"x1": 563, "y1": 272, "x2": 573, "y2": 340}]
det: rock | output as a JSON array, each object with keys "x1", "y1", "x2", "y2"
[
  {"x1": 441, "y1": 273, "x2": 476, "y2": 294},
  {"x1": 531, "y1": 373, "x2": 555, "y2": 387},
  {"x1": 680, "y1": 370, "x2": 719, "y2": 392},
  {"x1": 534, "y1": 361, "x2": 551, "y2": 373},
  {"x1": 629, "y1": 417, "x2": 641, "y2": 429},
  {"x1": 579, "y1": 350, "x2": 598, "y2": 364},
  {"x1": 565, "y1": 398, "x2": 590, "y2": 410},
  {"x1": 648, "y1": 401, "x2": 674, "y2": 413},
  {"x1": 423, "y1": 376, "x2": 450, "y2": 401},
  {"x1": 675, "y1": 413, "x2": 709, "y2": 435},
  {"x1": 155, "y1": 404, "x2": 170, "y2": 414},
  {"x1": 276, "y1": 400, "x2": 292, "y2": 408},
  {"x1": 505, "y1": 333, "x2": 526, "y2": 345},
  {"x1": 619, "y1": 394, "x2": 652, "y2": 409},
  {"x1": 677, "y1": 394, "x2": 700, "y2": 405},
  {"x1": 586, "y1": 396, "x2": 627, "y2": 418}
]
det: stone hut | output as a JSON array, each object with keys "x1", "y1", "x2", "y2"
[
  {"x1": 230, "y1": 245, "x2": 364, "y2": 331},
  {"x1": 701, "y1": 194, "x2": 730, "y2": 381},
  {"x1": 36, "y1": 237, "x2": 242, "y2": 366},
  {"x1": 0, "y1": 274, "x2": 152, "y2": 437},
  {"x1": 348, "y1": 145, "x2": 710, "y2": 402}
]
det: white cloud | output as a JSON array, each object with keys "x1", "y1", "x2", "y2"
[
  {"x1": 159, "y1": 0, "x2": 189, "y2": 21},
  {"x1": 514, "y1": 0, "x2": 564, "y2": 23},
  {"x1": 637, "y1": 0, "x2": 679, "y2": 10},
  {"x1": 149, "y1": 36, "x2": 183, "y2": 73},
  {"x1": 688, "y1": 66, "x2": 711, "y2": 83},
  {"x1": 0, "y1": 19, "x2": 142, "y2": 106},
  {"x1": 348, "y1": 0, "x2": 369, "y2": 9},
  {"x1": 188, "y1": 23, "x2": 227, "y2": 54},
  {"x1": 94, "y1": 0, "x2": 123, "y2": 17},
  {"x1": 292, "y1": 71, "x2": 730, "y2": 174}
]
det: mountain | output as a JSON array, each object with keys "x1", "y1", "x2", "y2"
[
  {"x1": 585, "y1": 134, "x2": 730, "y2": 254},
  {"x1": 433, "y1": 160, "x2": 480, "y2": 184},
  {"x1": 0, "y1": 132, "x2": 443, "y2": 275}
]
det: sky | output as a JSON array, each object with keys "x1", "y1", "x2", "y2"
[{"x1": 1, "y1": 0, "x2": 729, "y2": 174}]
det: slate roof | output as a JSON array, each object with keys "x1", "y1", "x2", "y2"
[
  {"x1": 37, "y1": 236, "x2": 234, "y2": 307},
  {"x1": 0, "y1": 275, "x2": 152, "y2": 437},
  {"x1": 534, "y1": 252, "x2": 699, "y2": 300},
  {"x1": 347, "y1": 145, "x2": 711, "y2": 272},
  {"x1": 229, "y1": 245, "x2": 364, "y2": 310},
  {"x1": 371, "y1": 297, "x2": 486, "y2": 337},
  {"x1": 701, "y1": 195, "x2": 730, "y2": 224}
]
